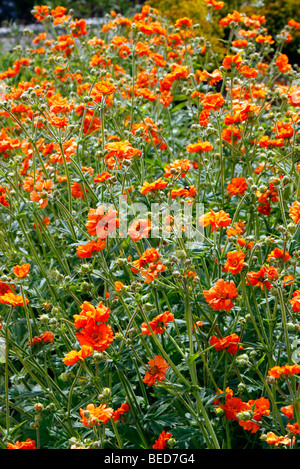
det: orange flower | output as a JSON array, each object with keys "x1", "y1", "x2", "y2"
[
  {"x1": 80, "y1": 403, "x2": 114, "y2": 426},
  {"x1": 105, "y1": 140, "x2": 142, "y2": 168},
  {"x1": 62, "y1": 345, "x2": 93, "y2": 366},
  {"x1": 152, "y1": 430, "x2": 172, "y2": 449},
  {"x1": 289, "y1": 201, "x2": 300, "y2": 224},
  {"x1": 13, "y1": 263, "x2": 30, "y2": 278},
  {"x1": 142, "y1": 355, "x2": 170, "y2": 386},
  {"x1": 174, "y1": 17, "x2": 193, "y2": 28},
  {"x1": 140, "y1": 261, "x2": 166, "y2": 283},
  {"x1": 246, "y1": 266, "x2": 272, "y2": 290},
  {"x1": 204, "y1": 0, "x2": 224, "y2": 9},
  {"x1": 131, "y1": 248, "x2": 160, "y2": 271},
  {"x1": 128, "y1": 219, "x2": 151, "y2": 241},
  {"x1": 238, "y1": 397, "x2": 270, "y2": 434},
  {"x1": 226, "y1": 221, "x2": 245, "y2": 237},
  {"x1": 91, "y1": 81, "x2": 117, "y2": 102},
  {"x1": 210, "y1": 333, "x2": 242, "y2": 354},
  {"x1": 266, "y1": 248, "x2": 291, "y2": 262},
  {"x1": 222, "y1": 54, "x2": 243, "y2": 70},
  {"x1": 219, "y1": 10, "x2": 244, "y2": 26},
  {"x1": 113, "y1": 403, "x2": 129, "y2": 422},
  {"x1": 289, "y1": 290, "x2": 300, "y2": 312},
  {"x1": 73, "y1": 301, "x2": 110, "y2": 329},
  {"x1": 0, "y1": 186, "x2": 9, "y2": 206},
  {"x1": 186, "y1": 140, "x2": 213, "y2": 153},
  {"x1": 202, "y1": 93, "x2": 225, "y2": 110},
  {"x1": 203, "y1": 279, "x2": 238, "y2": 312},
  {"x1": 221, "y1": 395, "x2": 248, "y2": 420},
  {"x1": 86, "y1": 206, "x2": 119, "y2": 238},
  {"x1": 170, "y1": 185, "x2": 197, "y2": 199},
  {"x1": 0, "y1": 292, "x2": 29, "y2": 307},
  {"x1": 198, "y1": 209, "x2": 231, "y2": 232},
  {"x1": 222, "y1": 126, "x2": 242, "y2": 144},
  {"x1": 76, "y1": 239, "x2": 106, "y2": 258},
  {"x1": 76, "y1": 323, "x2": 114, "y2": 351},
  {"x1": 226, "y1": 177, "x2": 247, "y2": 197},
  {"x1": 30, "y1": 331, "x2": 54, "y2": 346},
  {"x1": 140, "y1": 177, "x2": 168, "y2": 194},
  {"x1": 164, "y1": 159, "x2": 191, "y2": 178},
  {"x1": 276, "y1": 54, "x2": 291, "y2": 73},
  {"x1": 115, "y1": 281, "x2": 125, "y2": 292},
  {"x1": 33, "y1": 5, "x2": 49, "y2": 21},
  {"x1": 223, "y1": 251, "x2": 245, "y2": 275},
  {"x1": 266, "y1": 432, "x2": 294, "y2": 447},
  {"x1": 141, "y1": 311, "x2": 174, "y2": 335},
  {"x1": 7, "y1": 438, "x2": 36, "y2": 449},
  {"x1": 268, "y1": 364, "x2": 300, "y2": 379}
]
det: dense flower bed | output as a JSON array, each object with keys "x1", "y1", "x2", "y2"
[{"x1": 0, "y1": 2, "x2": 300, "y2": 450}]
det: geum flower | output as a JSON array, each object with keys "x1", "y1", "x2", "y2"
[
  {"x1": 152, "y1": 430, "x2": 172, "y2": 449},
  {"x1": 142, "y1": 355, "x2": 170, "y2": 386},
  {"x1": 222, "y1": 251, "x2": 245, "y2": 275},
  {"x1": 210, "y1": 333, "x2": 243, "y2": 354},
  {"x1": 198, "y1": 209, "x2": 231, "y2": 232},
  {"x1": 127, "y1": 219, "x2": 151, "y2": 241},
  {"x1": 73, "y1": 301, "x2": 110, "y2": 329},
  {"x1": 0, "y1": 292, "x2": 29, "y2": 307},
  {"x1": 141, "y1": 311, "x2": 174, "y2": 335},
  {"x1": 203, "y1": 279, "x2": 238, "y2": 312},
  {"x1": 289, "y1": 201, "x2": 300, "y2": 223},
  {"x1": 268, "y1": 364, "x2": 300, "y2": 379},
  {"x1": 113, "y1": 403, "x2": 129, "y2": 422},
  {"x1": 30, "y1": 331, "x2": 54, "y2": 346},
  {"x1": 7, "y1": 439, "x2": 36, "y2": 449},
  {"x1": 76, "y1": 322, "x2": 114, "y2": 352},
  {"x1": 289, "y1": 290, "x2": 300, "y2": 312},
  {"x1": 76, "y1": 238, "x2": 106, "y2": 258},
  {"x1": 80, "y1": 404, "x2": 114, "y2": 427},
  {"x1": 13, "y1": 263, "x2": 30, "y2": 278},
  {"x1": 226, "y1": 177, "x2": 247, "y2": 197},
  {"x1": 62, "y1": 345, "x2": 93, "y2": 366},
  {"x1": 85, "y1": 206, "x2": 119, "y2": 239}
]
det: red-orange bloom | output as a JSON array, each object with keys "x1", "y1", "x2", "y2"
[
  {"x1": 199, "y1": 210, "x2": 231, "y2": 232},
  {"x1": 268, "y1": 364, "x2": 300, "y2": 379},
  {"x1": 13, "y1": 263, "x2": 30, "y2": 278},
  {"x1": 113, "y1": 403, "x2": 130, "y2": 422},
  {"x1": 202, "y1": 93, "x2": 225, "y2": 110},
  {"x1": 141, "y1": 311, "x2": 174, "y2": 335},
  {"x1": 128, "y1": 219, "x2": 151, "y2": 241},
  {"x1": 289, "y1": 201, "x2": 300, "y2": 224},
  {"x1": 30, "y1": 331, "x2": 54, "y2": 346},
  {"x1": 226, "y1": 177, "x2": 247, "y2": 197},
  {"x1": 203, "y1": 279, "x2": 238, "y2": 312},
  {"x1": 142, "y1": 355, "x2": 170, "y2": 386},
  {"x1": 210, "y1": 333, "x2": 243, "y2": 354},
  {"x1": 0, "y1": 292, "x2": 29, "y2": 307},
  {"x1": 86, "y1": 206, "x2": 119, "y2": 239},
  {"x1": 76, "y1": 323, "x2": 114, "y2": 351},
  {"x1": 140, "y1": 177, "x2": 168, "y2": 194},
  {"x1": 62, "y1": 345, "x2": 93, "y2": 366},
  {"x1": 80, "y1": 403, "x2": 114, "y2": 427},
  {"x1": 266, "y1": 248, "x2": 291, "y2": 262},
  {"x1": 223, "y1": 251, "x2": 245, "y2": 275},
  {"x1": 289, "y1": 290, "x2": 300, "y2": 312},
  {"x1": 276, "y1": 54, "x2": 291, "y2": 73},
  {"x1": 152, "y1": 430, "x2": 172, "y2": 449},
  {"x1": 73, "y1": 301, "x2": 110, "y2": 329},
  {"x1": 186, "y1": 141, "x2": 213, "y2": 153},
  {"x1": 266, "y1": 432, "x2": 294, "y2": 447},
  {"x1": 7, "y1": 438, "x2": 36, "y2": 449}
]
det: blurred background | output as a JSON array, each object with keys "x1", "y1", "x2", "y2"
[{"x1": 0, "y1": 0, "x2": 299, "y2": 61}]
